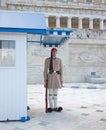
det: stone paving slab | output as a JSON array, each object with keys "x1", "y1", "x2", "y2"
[
  {"x1": 0, "y1": 123, "x2": 15, "y2": 130},
  {"x1": 0, "y1": 84, "x2": 106, "y2": 130},
  {"x1": 26, "y1": 125, "x2": 57, "y2": 130}
]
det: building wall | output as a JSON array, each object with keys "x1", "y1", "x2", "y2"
[
  {"x1": 68, "y1": 29, "x2": 106, "y2": 82},
  {"x1": 5, "y1": 0, "x2": 106, "y2": 5},
  {"x1": 27, "y1": 29, "x2": 106, "y2": 83},
  {"x1": 1, "y1": 0, "x2": 106, "y2": 83}
]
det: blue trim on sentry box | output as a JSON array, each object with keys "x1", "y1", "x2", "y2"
[{"x1": 0, "y1": 27, "x2": 47, "y2": 35}]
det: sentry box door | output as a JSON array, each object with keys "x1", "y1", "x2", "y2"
[{"x1": 0, "y1": 33, "x2": 27, "y2": 121}]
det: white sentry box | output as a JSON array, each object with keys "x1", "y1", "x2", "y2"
[
  {"x1": 0, "y1": 10, "x2": 46, "y2": 121},
  {"x1": 0, "y1": 33, "x2": 27, "y2": 121}
]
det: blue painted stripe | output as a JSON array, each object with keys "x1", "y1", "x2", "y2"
[{"x1": 0, "y1": 27, "x2": 47, "y2": 34}]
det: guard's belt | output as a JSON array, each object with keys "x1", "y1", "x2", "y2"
[{"x1": 49, "y1": 70, "x2": 60, "y2": 74}]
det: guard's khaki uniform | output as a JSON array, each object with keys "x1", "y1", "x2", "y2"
[{"x1": 44, "y1": 57, "x2": 63, "y2": 89}]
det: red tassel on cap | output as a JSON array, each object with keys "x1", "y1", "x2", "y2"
[{"x1": 51, "y1": 48, "x2": 57, "y2": 52}]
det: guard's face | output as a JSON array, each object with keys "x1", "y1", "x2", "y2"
[{"x1": 52, "y1": 50, "x2": 57, "y2": 58}]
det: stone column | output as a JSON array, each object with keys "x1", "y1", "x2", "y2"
[
  {"x1": 56, "y1": 16, "x2": 60, "y2": 28},
  {"x1": 68, "y1": 17, "x2": 72, "y2": 29},
  {"x1": 89, "y1": 18, "x2": 93, "y2": 29},
  {"x1": 45, "y1": 16, "x2": 49, "y2": 27},
  {"x1": 78, "y1": 17, "x2": 82, "y2": 29},
  {"x1": 100, "y1": 19, "x2": 104, "y2": 30}
]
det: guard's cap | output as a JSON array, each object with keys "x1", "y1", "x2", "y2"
[{"x1": 51, "y1": 48, "x2": 57, "y2": 52}]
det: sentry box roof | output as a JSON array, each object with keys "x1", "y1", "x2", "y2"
[
  {"x1": 0, "y1": 10, "x2": 47, "y2": 34},
  {"x1": 0, "y1": 10, "x2": 73, "y2": 46}
]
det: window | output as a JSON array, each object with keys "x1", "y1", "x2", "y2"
[
  {"x1": 82, "y1": 18, "x2": 89, "y2": 29},
  {"x1": 86, "y1": 0, "x2": 92, "y2": 3},
  {"x1": 72, "y1": 17, "x2": 78, "y2": 28},
  {"x1": 0, "y1": 40, "x2": 15, "y2": 67},
  {"x1": 93, "y1": 19, "x2": 100, "y2": 30},
  {"x1": 48, "y1": 16, "x2": 56, "y2": 28},
  {"x1": 60, "y1": 17, "x2": 68, "y2": 28}
]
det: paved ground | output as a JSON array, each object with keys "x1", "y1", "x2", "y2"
[{"x1": 0, "y1": 83, "x2": 106, "y2": 130}]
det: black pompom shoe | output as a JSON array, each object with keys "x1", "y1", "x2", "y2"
[
  {"x1": 47, "y1": 108, "x2": 53, "y2": 112},
  {"x1": 54, "y1": 107, "x2": 63, "y2": 112}
]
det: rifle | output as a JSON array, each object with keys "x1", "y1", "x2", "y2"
[{"x1": 45, "y1": 81, "x2": 48, "y2": 113}]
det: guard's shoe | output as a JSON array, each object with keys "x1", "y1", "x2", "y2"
[
  {"x1": 54, "y1": 107, "x2": 63, "y2": 112},
  {"x1": 47, "y1": 108, "x2": 53, "y2": 112}
]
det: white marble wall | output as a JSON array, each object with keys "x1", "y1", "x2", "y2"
[
  {"x1": 68, "y1": 44, "x2": 106, "y2": 82},
  {"x1": 67, "y1": 29, "x2": 106, "y2": 82},
  {"x1": 27, "y1": 29, "x2": 106, "y2": 84}
]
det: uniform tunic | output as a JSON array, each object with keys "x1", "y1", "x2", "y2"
[{"x1": 44, "y1": 57, "x2": 63, "y2": 89}]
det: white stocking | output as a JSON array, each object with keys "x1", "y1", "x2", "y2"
[{"x1": 49, "y1": 88, "x2": 58, "y2": 109}]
